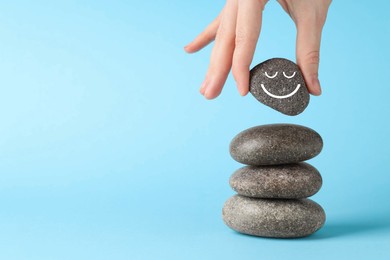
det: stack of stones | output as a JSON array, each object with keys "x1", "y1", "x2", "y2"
[{"x1": 222, "y1": 124, "x2": 326, "y2": 238}]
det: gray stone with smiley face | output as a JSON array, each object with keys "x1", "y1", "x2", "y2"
[{"x1": 250, "y1": 58, "x2": 310, "y2": 116}]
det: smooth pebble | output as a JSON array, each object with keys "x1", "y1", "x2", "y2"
[
  {"x1": 230, "y1": 163, "x2": 322, "y2": 199},
  {"x1": 222, "y1": 195, "x2": 326, "y2": 238},
  {"x1": 230, "y1": 124, "x2": 323, "y2": 165}
]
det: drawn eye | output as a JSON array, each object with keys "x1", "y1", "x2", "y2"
[
  {"x1": 265, "y1": 71, "x2": 278, "y2": 79},
  {"x1": 283, "y1": 72, "x2": 296, "y2": 79}
]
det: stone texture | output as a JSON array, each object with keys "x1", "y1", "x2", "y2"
[
  {"x1": 222, "y1": 195, "x2": 325, "y2": 238},
  {"x1": 230, "y1": 163, "x2": 322, "y2": 199},
  {"x1": 250, "y1": 58, "x2": 309, "y2": 116},
  {"x1": 230, "y1": 124, "x2": 323, "y2": 165}
]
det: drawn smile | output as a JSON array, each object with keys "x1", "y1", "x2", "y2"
[{"x1": 260, "y1": 84, "x2": 301, "y2": 99}]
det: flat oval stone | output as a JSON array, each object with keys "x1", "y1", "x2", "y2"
[
  {"x1": 222, "y1": 195, "x2": 325, "y2": 238},
  {"x1": 230, "y1": 163, "x2": 322, "y2": 199},
  {"x1": 230, "y1": 124, "x2": 323, "y2": 165},
  {"x1": 250, "y1": 58, "x2": 309, "y2": 116}
]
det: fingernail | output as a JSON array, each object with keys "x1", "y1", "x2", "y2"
[
  {"x1": 314, "y1": 79, "x2": 322, "y2": 95},
  {"x1": 238, "y1": 84, "x2": 248, "y2": 96},
  {"x1": 204, "y1": 85, "x2": 210, "y2": 98},
  {"x1": 204, "y1": 89, "x2": 213, "y2": 100},
  {"x1": 204, "y1": 82, "x2": 212, "y2": 99},
  {"x1": 200, "y1": 79, "x2": 207, "y2": 95},
  {"x1": 184, "y1": 45, "x2": 193, "y2": 53}
]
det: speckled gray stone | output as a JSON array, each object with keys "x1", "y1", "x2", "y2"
[
  {"x1": 229, "y1": 163, "x2": 322, "y2": 199},
  {"x1": 250, "y1": 58, "x2": 309, "y2": 116},
  {"x1": 230, "y1": 124, "x2": 323, "y2": 165},
  {"x1": 222, "y1": 195, "x2": 325, "y2": 238}
]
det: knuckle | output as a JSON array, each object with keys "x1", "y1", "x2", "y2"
[
  {"x1": 215, "y1": 24, "x2": 235, "y2": 45},
  {"x1": 235, "y1": 20, "x2": 260, "y2": 47},
  {"x1": 305, "y1": 51, "x2": 320, "y2": 65},
  {"x1": 235, "y1": 31, "x2": 246, "y2": 46},
  {"x1": 215, "y1": 24, "x2": 228, "y2": 41},
  {"x1": 235, "y1": 29, "x2": 255, "y2": 46},
  {"x1": 215, "y1": 25, "x2": 225, "y2": 39}
]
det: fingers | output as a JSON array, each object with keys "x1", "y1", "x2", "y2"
[
  {"x1": 277, "y1": 0, "x2": 331, "y2": 96},
  {"x1": 201, "y1": 0, "x2": 238, "y2": 99},
  {"x1": 232, "y1": 0, "x2": 265, "y2": 96},
  {"x1": 295, "y1": 21, "x2": 323, "y2": 96},
  {"x1": 294, "y1": 2, "x2": 330, "y2": 96},
  {"x1": 184, "y1": 13, "x2": 222, "y2": 54}
]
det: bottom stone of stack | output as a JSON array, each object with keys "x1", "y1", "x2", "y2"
[{"x1": 222, "y1": 195, "x2": 325, "y2": 238}]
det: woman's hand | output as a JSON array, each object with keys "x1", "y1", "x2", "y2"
[{"x1": 184, "y1": 0, "x2": 332, "y2": 99}]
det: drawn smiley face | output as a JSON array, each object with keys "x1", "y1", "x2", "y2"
[
  {"x1": 249, "y1": 58, "x2": 310, "y2": 116},
  {"x1": 261, "y1": 71, "x2": 301, "y2": 99}
]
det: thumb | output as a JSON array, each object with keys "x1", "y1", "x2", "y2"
[{"x1": 296, "y1": 21, "x2": 324, "y2": 96}]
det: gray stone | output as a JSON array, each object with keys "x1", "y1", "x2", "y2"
[
  {"x1": 230, "y1": 163, "x2": 322, "y2": 199},
  {"x1": 250, "y1": 58, "x2": 309, "y2": 116},
  {"x1": 222, "y1": 195, "x2": 325, "y2": 238},
  {"x1": 230, "y1": 124, "x2": 323, "y2": 165}
]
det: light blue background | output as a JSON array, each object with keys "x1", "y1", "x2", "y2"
[{"x1": 1, "y1": 0, "x2": 389, "y2": 259}]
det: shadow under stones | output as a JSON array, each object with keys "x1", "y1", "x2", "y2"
[
  {"x1": 304, "y1": 215, "x2": 390, "y2": 240},
  {"x1": 228, "y1": 214, "x2": 390, "y2": 241}
]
